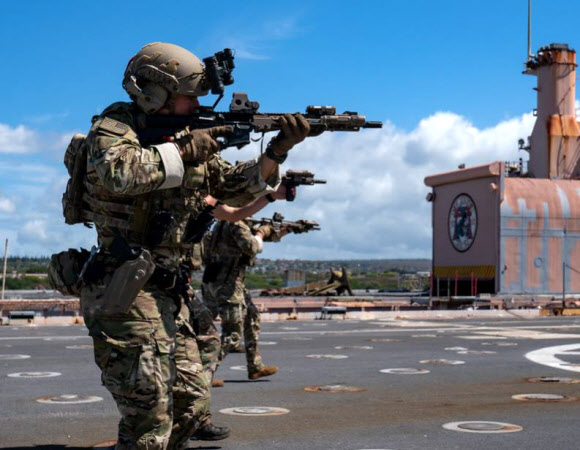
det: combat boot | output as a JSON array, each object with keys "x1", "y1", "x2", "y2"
[
  {"x1": 191, "y1": 423, "x2": 231, "y2": 441},
  {"x1": 248, "y1": 365, "x2": 278, "y2": 380},
  {"x1": 212, "y1": 378, "x2": 225, "y2": 387},
  {"x1": 231, "y1": 345, "x2": 246, "y2": 353}
]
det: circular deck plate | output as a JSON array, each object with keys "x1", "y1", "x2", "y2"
[
  {"x1": 37, "y1": 394, "x2": 103, "y2": 404},
  {"x1": 8, "y1": 372, "x2": 61, "y2": 378},
  {"x1": 367, "y1": 338, "x2": 402, "y2": 343},
  {"x1": 512, "y1": 393, "x2": 574, "y2": 402},
  {"x1": 381, "y1": 368, "x2": 430, "y2": 375},
  {"x1": 334, "y1": 346, "x2": 373, "y2": 350},
  {"x1": 220, "y1": 406, "x2": 289, "y2": 416},
  {"x1": 527, "y1": 376, "x2": 580, "y2": 384},
  {"x1": 420, "y1": 359, "x2": 465, "y2": 365},
  {"x1": 445, "y1": 347, "x2": 468, "y2": 351},
  {"x1": 482, "y1": 342, "x2": 518, "y2": 347},
  {"x1": 0, "y1": 354, "x2": 30, "y2": 360},
  {"x1": 443, "y1": 421, "x2": 523, "y2": 433},
  {"x1": 304, "y1": 384, "x2": 366, "y2": 393},
  {"x1": 259, "y1": 341, "x2": 277, "y2": 345},
  {"x1": 230, "y1": 365, "x2": 246, "y2": 371},
  {"x1": 457, "y1": 350, "x2": 496, "y2": 355},
  {"x1": 306, "y1": 354, "x2": 348, "y2": 360}
]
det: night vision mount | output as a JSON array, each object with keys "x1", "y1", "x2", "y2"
[{"x1": 203, "y1": 48, "x2": 235, "y2": 108}]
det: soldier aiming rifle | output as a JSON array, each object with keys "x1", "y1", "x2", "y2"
[
  {"x1": 202, "y1": 215, "x2": 319, "y2": 381},
  {"x1": 246, "y1": 212, "x2": 321, "y2": 234},
  {"x1": 281, "y1": 170, "x2": 326, "y2": 201},
  {"x1": 48, "y1": 40, "x2": 381, "y2": 449}
]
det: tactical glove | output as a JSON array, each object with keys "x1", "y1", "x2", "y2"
[
  {"x1": 257, "y1": 225, "x2": 274, "y2": 240},
  {"x1": 268, "y1": 114, "x2": 310, "y2": 156},
  {"x1": 257, "y1": 225, "x2": 281, "y2": 242},
  {"x1": 174, "y1": 125, "x2": 233, "y2": 162}
]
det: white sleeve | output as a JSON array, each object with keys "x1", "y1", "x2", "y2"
[
  {"x1": 253, "y1": 235, "x2": 264, "y2": 253},
  {"x1": 153, "y1": 142, "x2": 185, "y2": 189}
]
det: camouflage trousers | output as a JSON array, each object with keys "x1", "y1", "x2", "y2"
[
  {"x1": 218, "y1": 288, "x2": 263, "y2": 373},
  {"x1": 82, "y1": 285, "x2": 210, "y2": 450},
  {"x1": 188, "y1": 293, "x2": 221, "y2": 389}
]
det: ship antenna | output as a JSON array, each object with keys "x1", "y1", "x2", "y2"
[{"x1": 527, "y1": 0, "x2": 532, "y2": 61}]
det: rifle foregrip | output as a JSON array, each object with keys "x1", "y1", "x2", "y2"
[{"x1": 285, "y1": 186, "x2": 296, "y2": 202}]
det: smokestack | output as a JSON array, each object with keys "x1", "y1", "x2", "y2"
[{"x1": 525, "y1": 44, "x2": 580, "y2": 179}]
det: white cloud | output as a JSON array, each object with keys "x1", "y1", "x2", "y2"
[
  {"x1": 0, "y1": 124, "x2": 39, "y2": 154},
  {"x1": 0, "y1": 123, "x2": 74, "y2": 155},
  {"x1": 19, "y1": 220, "x2": 49, "y2": 243},
  {"x1": 199, "y1": 15, "x2": 303, "y2": 60},
  {"x1": 0, "y1": 197, "x2": 15, "y2": 214}
]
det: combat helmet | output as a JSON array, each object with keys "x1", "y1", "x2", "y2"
[{"x1": 123, "y1": 42, "x2": 210, "y2": 113}]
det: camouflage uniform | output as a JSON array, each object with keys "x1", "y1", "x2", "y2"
[
  {"x1": 80, "y1": 101, "x2": 279, "y2": 449},
  {"x1": 202, "y1": 220, "x2": 265, "y2": 373}
]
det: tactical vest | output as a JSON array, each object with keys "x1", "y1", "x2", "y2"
[
  {"x1": 61, "y1": 102, "x2": 211, "y2": 255},
  {"x1": 202, "y1": 221, "x2": 256, "y2": 285}
]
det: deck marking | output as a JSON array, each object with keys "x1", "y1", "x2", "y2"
[{"x1": 526, "y1": 344, "x2": 580, "y2": 373}]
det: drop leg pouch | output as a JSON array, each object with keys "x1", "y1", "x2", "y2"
[{"x1": 101, "y1": 249, "x2": 156, "y2": 314}]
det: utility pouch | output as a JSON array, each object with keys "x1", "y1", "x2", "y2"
[
  {"x1": 100, "y1": 249, "x2": 156, "y2": 314},
  {"x1": 62, "y1": 134, "x2": 88, "y2": 225}
]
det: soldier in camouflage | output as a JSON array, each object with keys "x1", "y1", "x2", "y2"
[
  {"x1": 202, "y1": 219, "x2": 290, "y2": 379},
  {"x1": 183, "y1": 184, "x2": 291, "y2": 441},
  {"x1": 78, "y1": 42, "x2": 310, "y2": 449}
]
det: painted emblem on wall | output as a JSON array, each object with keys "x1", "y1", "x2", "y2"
[{"x1": 448, "y1": 194, "x2": 477, "y2": 252}]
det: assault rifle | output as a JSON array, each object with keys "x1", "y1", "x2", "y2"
[
  {"x1": 139, "y1": 92, "x2": 383, "y2": 148},
  {"x1": 247, "y1": 213, "x2": 320, "y2": 236},
  {"x1": 282, "y1": 170, "x2": 326, "y2": 201}
]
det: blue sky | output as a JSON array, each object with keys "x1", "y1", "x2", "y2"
[{"x1": 1, "y1": 1, "x2": 579, "y2": 258}]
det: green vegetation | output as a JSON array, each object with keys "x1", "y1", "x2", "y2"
[
  {"x1": 245, "y1": 272, "x2": 284, "y2": 289},
  {"x1": 1, "y1": 276, "x2": 49, "y2": 290},
  {"x1": 350, "y1": 271, "x2": 401, "y2": 290},
  {"x1": 4, "y1": 257, "x2": 50, "y2": 274}
]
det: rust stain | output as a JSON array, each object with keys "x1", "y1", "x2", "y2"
[
  {"x1": 548, "y1": 115, "x2": 580, "y2": 137},
  {"x1": 547, "y1": 237, "x2": 562, "y2": 292},
  {"x1": 504, "y1": 237, "x2": 519, "y2": 289},
  {"x1": 502, "y1": 179, "x2": 580, "y2": 293},
  {"x1": 553, "y1": 49, "x2": 577, "y2": 65}
]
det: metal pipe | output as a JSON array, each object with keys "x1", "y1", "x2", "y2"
[
  {"x1": 1, "y1": 239, "x2": 8, "y2": 301},
  {"x1": 563, "y1": 262, "x2": 566, "y2": 308},
  {"x1": 527, "y1": 0, "x2": 532, "y2": 60}
]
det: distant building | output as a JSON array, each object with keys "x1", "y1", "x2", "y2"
[{"x1": 285, "y1": 269, "x2": 306, "y2": 288}]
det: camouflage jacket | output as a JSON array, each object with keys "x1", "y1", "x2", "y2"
[
  {"x1": 83, "y1": 102, "x2": 280, "y2": 270},
  {"x1": 202, "y1": 220, "x2": 260, "y2": 294}
]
